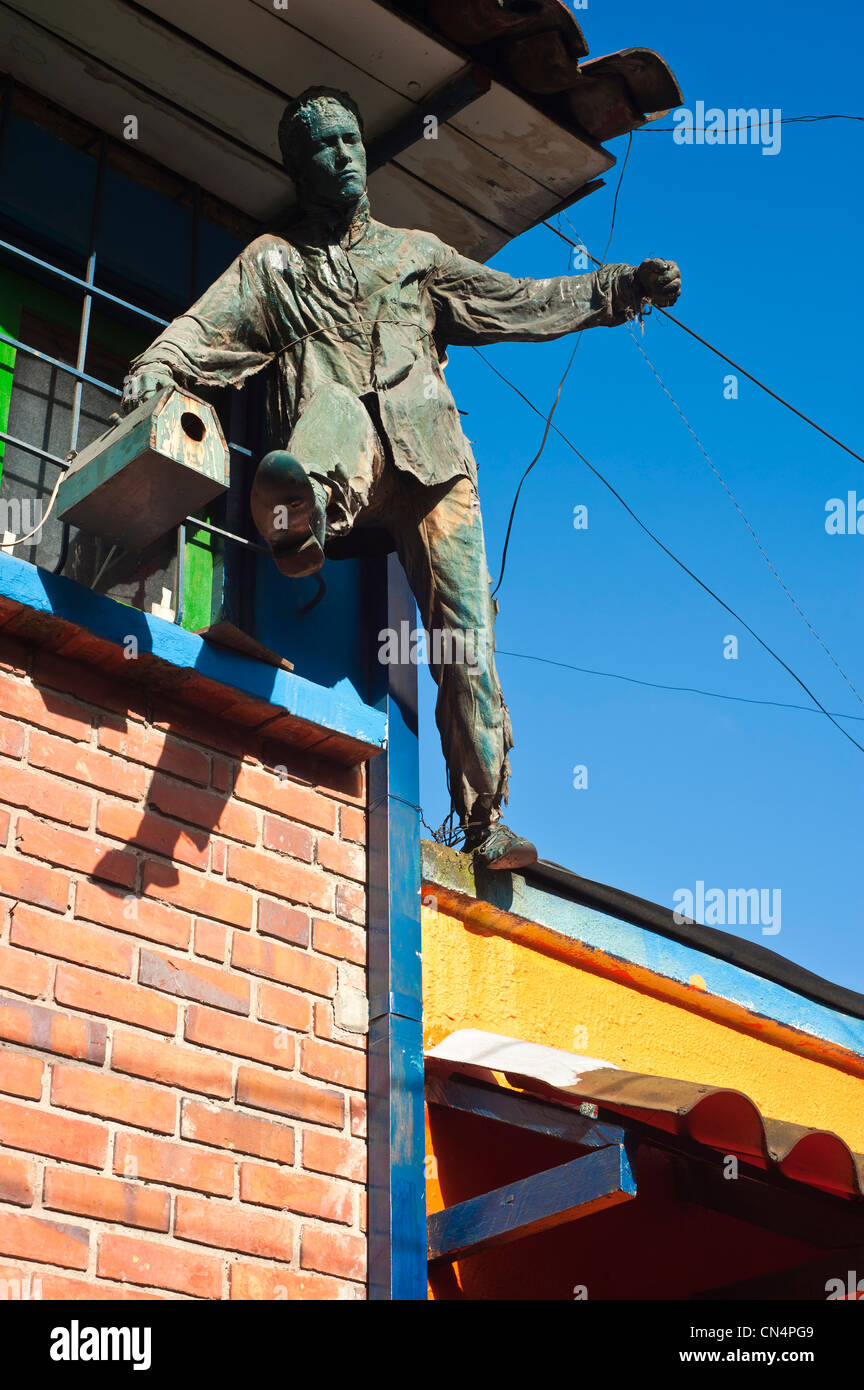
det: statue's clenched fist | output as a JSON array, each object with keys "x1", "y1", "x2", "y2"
[
  {"x1": 121, "y1": 366, "x2": 175, "y2": 415},
  {"x1": 634, "y1": 257, "x2": 681, "y2": 309}
]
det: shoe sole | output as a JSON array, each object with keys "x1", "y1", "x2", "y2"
[{"x1": 475, "y1": 844, "x2": 538, "y2": 871}]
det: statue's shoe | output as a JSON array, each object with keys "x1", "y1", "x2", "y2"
[
  {"x1": 250, "y1": 451, "x2": 327, "y2": 578},
  {"x1": 464, "y1": 821, "x2": 538, "y2": 871}
]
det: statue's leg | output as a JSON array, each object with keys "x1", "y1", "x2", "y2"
[
  {"x1": 251, "y1": 385, "x2": 383, "y2": 575},
  {"x1": 393, "y1": 474, "x2": 526, "y2": 860}
]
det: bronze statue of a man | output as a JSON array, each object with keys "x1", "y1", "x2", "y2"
[{"x1": 123, "y1": 87, "x2": 681, "y2": 870}]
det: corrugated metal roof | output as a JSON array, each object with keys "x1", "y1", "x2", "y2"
[{"x1": 427, "y1": 1031, "x2": 864, "y2": 1199}]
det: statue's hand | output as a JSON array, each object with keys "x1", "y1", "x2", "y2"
[
  {"x1": 634, "y1": 258, "x2": 681, "y2": 309},
  {"x1": 121, "y1": 367, "x2": 175, "y2": 415}
]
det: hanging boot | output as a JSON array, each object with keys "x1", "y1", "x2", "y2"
[{"x1": 251, "y1": 450, "x2": 327, "y2": 578}]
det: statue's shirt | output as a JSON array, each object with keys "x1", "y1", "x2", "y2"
[{"x1": 131, "y1": 200, "x2": 641, "y2": 488}]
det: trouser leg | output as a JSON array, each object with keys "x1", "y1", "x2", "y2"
[
  {"x1": 392, "y1": 473, "x2": 513, "y2": 832},
  {"x1": 286, "y1": 384, "x2": 384, "y2": 537}
]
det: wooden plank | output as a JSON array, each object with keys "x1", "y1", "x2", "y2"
[
  {"x1": 427, "y1": 1144, "x2": 636, "y2": 1265},
  {"x1": 0, "y1": 7, "x2": 290, "y2": 219},
  {"x1": 368, "y1": 161, "x2": 508, "y2": 261},
  {"x1": 426, "y1": 1073, "x2": 625, "y2": 1149}
]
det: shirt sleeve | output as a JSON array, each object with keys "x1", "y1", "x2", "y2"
[
  {"x1": 428, "y1": 242, "x2": 643, "y2": 347},
  {"x1": 129, "y1": 239, "x2": 277, "y2": 390}
]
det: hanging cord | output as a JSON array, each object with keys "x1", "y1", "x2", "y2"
[
  {"x1": 490, "y1": 133, "x2": 634, "y2": 598},
  {"x1": 473, "y1": 348, "x2": 864, "y2": 757},
  {"x1": 0, "y1": 461, "x2": 70, "y2": 549},
  {"x1": 624, "y1": 322, "x2": 864, "y2": 708}
]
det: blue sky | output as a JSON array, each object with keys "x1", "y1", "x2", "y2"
[{"x1": 417, "y1": 0, "x2": 864, "y2": 990}]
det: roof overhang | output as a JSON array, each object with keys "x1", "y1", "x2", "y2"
[{"x1": 0, "y1": 0, "x2": 682, "y2": 258}]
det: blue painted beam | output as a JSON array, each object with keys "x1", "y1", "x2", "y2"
[
  {"x1": 426, "y1": 1074, "x2": 625, "y2": 1150},
  {"x1": 367, "y1": 553, "x2": 426, "y2": 1301},
  {"x1": 427, "y1": 1143, "x2": 637, "y2": 1265},
  {"x1": 0, "y1": 551, "x2": 385, "y2": 756}
]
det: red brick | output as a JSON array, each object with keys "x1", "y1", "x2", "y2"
[
  {"x1": 312, "y1": 918, "x2": 365, "y2": 965},
  {"x1": 340, "y1": 805, "x2": 366, "y2": 845},
  {"x1": 0, "y1": 714, "x2": 25, "y2": 758},
  {"x1": 0, "y1": 673, "x2": 91, "y2": 741},
  {"x1": 257, "y1": 982, "x2": 313, "y2": 1033},
  {"x1": 301, "y1": 1037, "x2": 365, "y2": 1091},
  {"x1": 0, "y1": 994, "x2": 106, "y2": 1064},
  {"x1": 300, "y1": 1225, "x2": 365, "y2": 1282},
  {"x1": 44, "y1": 1169, "x2": 170, "y2": 1232},
  {"x1": 98, "y1": 1232, "x2": 222, "y2": 1298},
  {"x1": 0, "y1": 854, "x2": 68, "y2": 913},
  {"x1": 152, "y1": 702, "x2": 246, "y2": 758},
  {"x1": 0, "y1": 944, "x2": 52, "y2": 998},
  {"x1": 96, "y1": 802, "x2": 209, "y2": 870},
  {"x1": 0, "y1": 763, "x2": 91, "y2": 827},
  {"x1": 0, "y1": 1210, "x2": 89, "y2": 1271},
  {"x1": 55, "y1": 963, "x2": 177, "y2": 1036},
  {"x1": 230, "y1": 1262, "x2": 356, "y2": 1300},
  {"x1": 51, "y1": 1064, "x2": 177, "y2": 1135},
  {"x1": 0, "y1": 1099, "x2": 107, "y2": 1168},
  {"x1": 138, "y1": 948, "x2": 250, "y2": 1015},
  {"x1": 9, "y1": 1270, "x2": 162, "y2": 1301},
  {"x1": 233, "y1": 764, "x2": 337, "y2": 831},
  {"x1": 97, "y1": 717, "x2": 210, "y2": 784},
  {"x1": 112, "y1": 1029, "x2": 233, "y2": 1099},
  {"x1": 240, "y1": 1162, "x2": 352, "y2": 1223},
  {"x1": 262, "y1": 815, "x2": 314, "y2": 862},
  {"x1": 336, "y1": 881, "x2": 365, "y2": 925},
  {"x1": 28, "y1": 729, "x2": 146, "y2": 804},
  {"x1": 146, "y1": 774, "x2": 258, "y2": 845},
  {"x1": 181, "y1": 1099, "x2": 294, "y2": 1164},
  {"x1": 30, "y1": 649, "x2": 138, "y2": 714},
  {"x1": 185, "y1": 1005, "x2": 294, "y2": 1071},
  {"x1": 210, "y1": 840, "x2": 227, "y2": 874},
  {"x1": 0, "y1": 632, "x2": 28, "y2": 673},
  {"x1": 236, "y1": 1066, "x2": 343, "y2": 1128},
  {"x1": 16, "y1": 818, "x2": 137, "y2": 889},
  {"x1": 212, "y1": 756, "x2": 234, "y2": 793},
  {"x1": 0, "y1": 808, "x2": 9, "y2": 847},
  {"x1": 194, "y1": 919, "x2": 227, "y2": 962},
  {"x1": 10, "y1": 904, "x2": 132, "y2": 976},
  {"x1": 0, "y1": 1050, "x2": 43, "y2": 1100},
  {"x1": 257, "y1": 898, "x2": 309, "y2": 947},
  {"x1": 227, "y1": 844, "x2": 333, "y2": 912},
  {"x1": 350, "y1": 1095, "x2": 367, "y2": 1139},
  {"x1": 231, "y1": 934, "x2": 336, "y2": 998},
  {"x1": 142, "y1": 861, "x2": 253, "y2": 929},
  {"x1": 316, "y1": 836, "x2": 365, "y2": 883},
  {"x1": 114, "y1": 1132, "x2": 233, "y2": 1197},
  {"x1": 303, "y1": 1129, "x2": 366, "y2": 1183},
  {"x1": 0, "y1": 1153, "x2": 36, "y2": 1206},
  {"x1": 75, "y1": 881, "x2": 191, "y2": 950},
  {"x1": 175, "y1": 1194, "x2": 293, "y2": 1261}
]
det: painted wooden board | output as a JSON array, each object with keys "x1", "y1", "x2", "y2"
[
  {"x1": 0, "y1": 7, "x2": 290, "y2": 218},
  {"x1": 427, "y1": 1144, "x2": 636, "y2": 1264},
  {"x1": 426, "y1": 1073, "x2": 626, "y2": 1150},
  {"x1": 368, "y1": 162, "x2": 508, "y2": 261}
]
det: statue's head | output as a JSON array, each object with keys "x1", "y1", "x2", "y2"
[{"x1": 278, "y1": 87, "x2": 367, "y2": 212}]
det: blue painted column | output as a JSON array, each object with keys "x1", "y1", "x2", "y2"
[{"x1": 367, "y1": 552, "x2": 427, "y2": 1300}]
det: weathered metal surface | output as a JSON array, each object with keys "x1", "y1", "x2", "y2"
[
  {"x1": 57, "y1": 388, "x2": 229, "y2": 551},
  {"x1": 427, "y1": 1031, "x2": 864, "y2": 1198}
]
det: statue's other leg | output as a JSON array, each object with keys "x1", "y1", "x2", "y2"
[
  {"x1": 393, "y1": 474, "x2": 537, "y2": 870},
  {"x1": 251, "y1": 384, "x2": 383, "y2": 577}
]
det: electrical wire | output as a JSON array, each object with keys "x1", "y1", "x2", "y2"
[
  {"x1": 641, "y1": 113, "x2": 864, "y2": 133},
  {"x1": 624, "y1": 322, "x2": 864, "y2": 708},
  {"x1": 495, "y1": 648, "x2": 864, "y2": 722},
  {"x1": 490, "y1": 133, "x2": 634, "y2": 598},
  {"x1": 473, "y1": 346, "x2": 864, "y2": 756},
  {"x1": 541, "y1": 220, "x2": 864, "y2": 466}
]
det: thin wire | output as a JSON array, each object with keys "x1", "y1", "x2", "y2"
[
  {"x1": 473, "y1": 348, "x2": 864, "y2": 756},
  {"x1": 496, "y1": 649, "x2": 864, "y2": 722},
  {"x1": 0, "y1": 467, "x2": 67, "y2": 547},
  {"x1": 541, "y1": 220, "x2": 864, "y2": 466},
  {"x1": 490, "y1": 132, "x2": 633, "y2": 598},
  {"x1": 625, "y1": 323, "x2": 864, "y2": 707},
  {"x1": 641, "y1": 113, "x2": 864, "y2": 132}
]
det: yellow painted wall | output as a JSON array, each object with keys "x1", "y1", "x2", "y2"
[{"x1": 422, "y1": 904, "x2": 864, "y2": 1153}]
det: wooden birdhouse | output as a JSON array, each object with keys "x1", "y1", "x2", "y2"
[{"x1": 57, "y1": 387, "x2": 230, "y2": 551}]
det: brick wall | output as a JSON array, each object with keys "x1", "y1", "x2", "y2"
[{"x1": 0, "y1": 628, "x2": 369, "y2": 1300}]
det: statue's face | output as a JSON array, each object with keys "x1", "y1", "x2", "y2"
[{"x1": 296, "y1": 103, "x2": 367, "y2": 210}]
